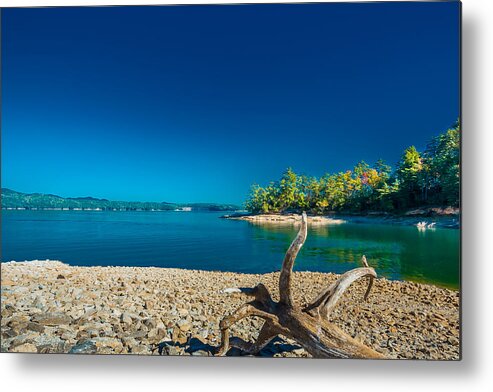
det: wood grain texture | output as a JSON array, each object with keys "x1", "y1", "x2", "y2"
[{"x1": 216, "y1": 212, "x2": 385, "y2": 359}]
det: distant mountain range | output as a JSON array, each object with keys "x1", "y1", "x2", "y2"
[{"x1": 1, "y1": 188, "x2": 240, "y2": 212}]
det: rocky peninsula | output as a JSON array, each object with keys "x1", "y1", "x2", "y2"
[
  {"x1": 1, "y1": 260, "x2": 459, "y2": 359},
  {"x1": 223, "y1": 213, "x2": 346, "y2": 225},
  {"x1": 223, "y1": 207, "x2": 460, "y2": 229}
]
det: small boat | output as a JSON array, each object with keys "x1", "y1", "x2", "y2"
[{"x1": 416, "y1": 221, "x2": 427, "y2": 229}]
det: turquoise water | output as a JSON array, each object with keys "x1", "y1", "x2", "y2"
[{"x1": 1, "y1": 210, "x2": 460, "y2": 289}]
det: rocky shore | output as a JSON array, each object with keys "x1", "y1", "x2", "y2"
[
  {"x1": 223, "y1": 213, "x2": 346, "y2": 225},
  {"x1": 1, "y1": 261, "x2": 460, "y2": 359},
  {"x1": 224, "y1": 209, "x2": 459, "y2": 229}
]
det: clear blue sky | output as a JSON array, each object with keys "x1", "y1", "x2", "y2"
[{"x1": 1, "y1": 2, "x2": 460, "y2": 204}]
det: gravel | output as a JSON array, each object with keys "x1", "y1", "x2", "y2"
[{"x1": 1, "y1": 260, "x2": 459, "y2": 359}]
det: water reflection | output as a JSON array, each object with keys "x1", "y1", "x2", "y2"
[
  {"x1": 249, "y1": 222, "x2": 459, "y2": 289},
  {"x1": 2, "y1": 211, "x2": 460, "y2": 289}
]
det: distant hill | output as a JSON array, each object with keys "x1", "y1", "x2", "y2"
[{"x1": 1, "y1": 188, "x2": 240, "y2": 212}]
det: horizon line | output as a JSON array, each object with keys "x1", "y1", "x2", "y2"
[{"x1": 0, "y1": 187, "x2": 242, "y2": 206}]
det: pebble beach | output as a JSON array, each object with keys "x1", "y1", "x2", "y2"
[{"x1": 1, "y1": 260, "x2": 460, "y2": 359}]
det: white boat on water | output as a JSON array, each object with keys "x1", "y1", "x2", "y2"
[{"x1": 416, "y1": 221, "x2": 437, "y2": 230}]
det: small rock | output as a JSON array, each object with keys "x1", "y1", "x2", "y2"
[
  {"x1": 11, "y1": 343, "x2": 38, "y2": 353},
  {"x1": 128, "y1": 330, "x2": 147, "y2": 339},
  {"x1": 162, "y1": 344, "x2": 181, "y2": 356},
  {"x1": 121, "y1": 312, "x2": 133, "y2": 325},
  {"x1": 27, "y1": 322, "x2": 45, "y2": 333},
  {"x1": 69, "y1": 340, "x2": 97, "y2": 354},
  {"x1": 148, "y1": 327, "x2": 167, "y2": 343},
  {"x1": 92, "y1": 337, "x2": 124, "y2": 353},
  {"x1": 32, "y1": 312, "x2": 72, "y2": 326},
  {"x1": 130, "y1": 345, "x2": 151, "y2": 355},
  {"x1": 177, "y1": 319, "x2": 191, "y2": 332}
]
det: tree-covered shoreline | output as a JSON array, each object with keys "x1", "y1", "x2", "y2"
[
  {"x1": 1, "y1": 188, "x2": 239, "y2": 212},
  {"x1": 245, "y1": 121, "x2": 460, "y2": 214}
]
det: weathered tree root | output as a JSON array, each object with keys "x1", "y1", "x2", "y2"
[{"x1": 216, "y1": 212, "x2": 385, "y2": 359}]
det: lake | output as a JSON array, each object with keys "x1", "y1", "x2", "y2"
[{"x1": 1, "y1": 210, "x2": 460, "y2": 289}]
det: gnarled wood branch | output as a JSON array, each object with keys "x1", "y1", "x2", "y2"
[
  {"x1": 217, "y1": 212, "x2": 385, "y2": 359},
  {"x1": 302, "y1": 259, "x2": 376, "y2": 320},
  {"x1": 279, "y1": 211, "x2": 308, "y2": 307}
]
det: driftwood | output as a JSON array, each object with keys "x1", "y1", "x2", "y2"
[{"x1": 216, "y1": 212, "x2": 385, "y2": 359}]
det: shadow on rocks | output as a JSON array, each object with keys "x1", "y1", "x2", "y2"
[
  {"x1": 157, "y1": 336, "x2": 303, "y2": 358},
  {"x1": 157, "y1": 337, "x2": 216, "y2": 356}
]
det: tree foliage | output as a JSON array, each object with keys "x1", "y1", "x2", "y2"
[{"x1": 245, "y1": 122, "x2": 460, "y2": 214}]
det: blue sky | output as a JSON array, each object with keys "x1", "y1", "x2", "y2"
[{"x1": 1, "y1": 2, "x2": 460, "y2": 204}]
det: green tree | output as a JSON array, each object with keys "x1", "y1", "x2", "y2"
[
  {"x1": 243, "y1": 121, "x2": 460, "y2": 213},
  {"x1": 396, "y1": 146, "x2": 423, "y2": 207},
  {"x1": 245, "y1": 184, "x2": 270, "y2": 213},
  {"x1": 278, "y1": 168, "x2": 298, "y2": 211},
  {"x1": 423, "y1": 122, "x2": 460, "y2": 205}
]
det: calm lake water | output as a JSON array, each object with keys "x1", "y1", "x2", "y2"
[{"x1": 1, "y1": 210, "x2": 460, "y2": 289}]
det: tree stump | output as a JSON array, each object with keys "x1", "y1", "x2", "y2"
[{"x1": 216, "y1": 212, "x2": 385, "y2": 359}]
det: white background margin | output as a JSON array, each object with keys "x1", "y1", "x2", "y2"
[{"x1": 1, "y1": 0, "x2": 491, "y2": 391}]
